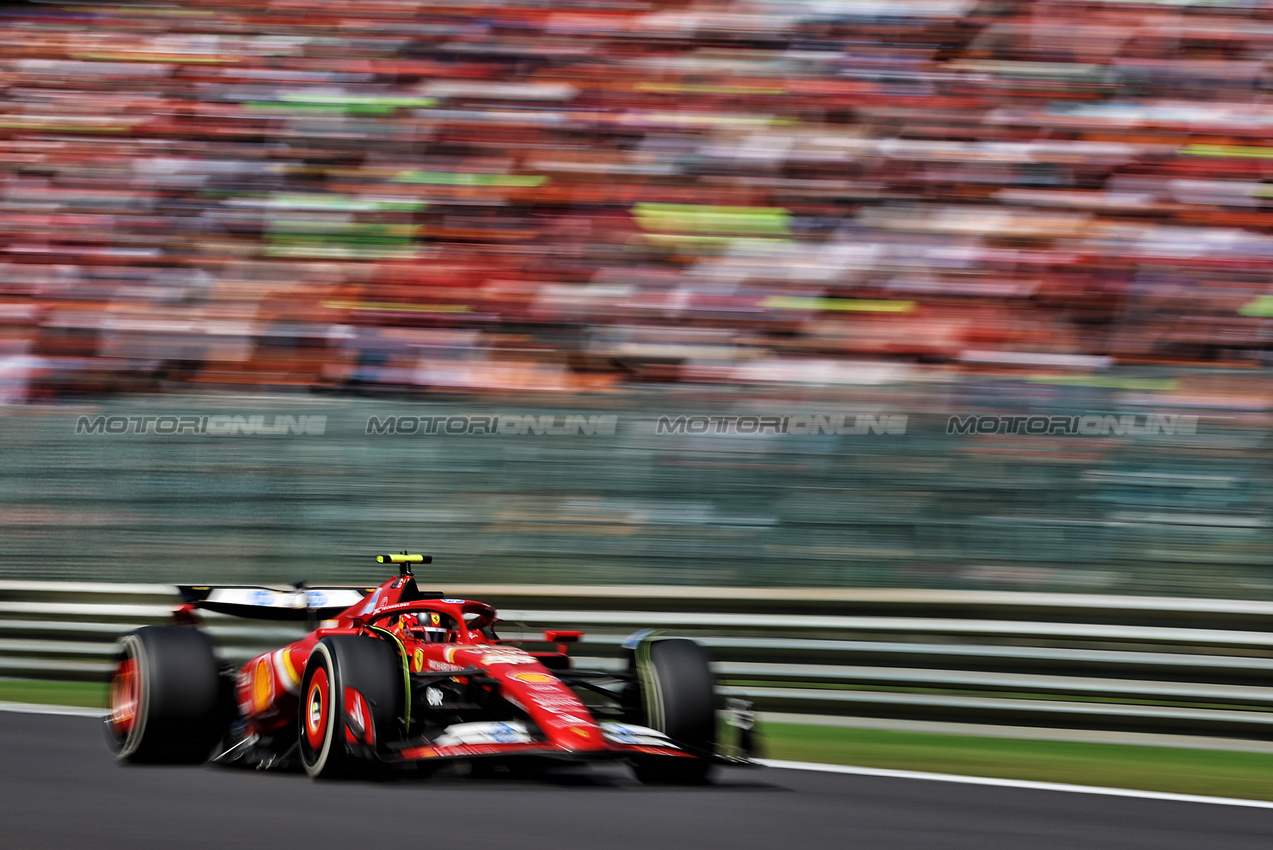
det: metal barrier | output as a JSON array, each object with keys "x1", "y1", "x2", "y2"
[{"x1": 5, "y1": 581, "x2": 1273, "y2": 739}]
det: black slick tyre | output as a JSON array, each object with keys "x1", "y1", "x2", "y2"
[
  {"x1": 106, "y1": 626, "x2": 223, "y2": 764},
  {"x1": 298, "y1": 635, "x2": 403, "y2": 779},
  {"x1": 628, "y1": 636, "x2": 717, "y2": 785}
]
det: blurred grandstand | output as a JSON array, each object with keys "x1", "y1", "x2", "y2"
[
  {"x1": 2, "y1": 0, "x2": 1273, "y2": 593},
  {"x1": 3, "y1": 0, "x2": 1273, "y2": 396}
]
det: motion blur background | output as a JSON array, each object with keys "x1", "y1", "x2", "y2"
[{"x1": 1, "y1": 0, "x2": 1272, "y2": 594}]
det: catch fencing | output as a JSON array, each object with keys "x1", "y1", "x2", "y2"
[
  {"x1": 5, "y1": 581, "x2": 1273, "y2": 739},
  {"x1": 0, "y1": 381, "x2": 1271, "y2": 597}
]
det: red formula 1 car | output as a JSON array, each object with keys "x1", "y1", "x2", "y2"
[{"x1": 105, "y1": 554, "x2": 754, "y2": 783}]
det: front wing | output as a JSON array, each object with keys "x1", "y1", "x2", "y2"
[
  {"x1": 388, "y1": 742, "x2": 689, "y2": 764},
  {"x1": 380, "y1": 721, "x2": 694, "y2": 765}
]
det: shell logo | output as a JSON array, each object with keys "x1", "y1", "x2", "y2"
[
  {"x1": 252, "y1": 657, "x2": 274, "y2": 713},
  {"x1": 510, "y1": 671, "x2": 556, "y2": 685},
  {"x1": 413, "y1": 648, "x2": 425, "y2": 672}
]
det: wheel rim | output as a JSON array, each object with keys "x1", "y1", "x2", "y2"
[
  {"x1": 109, "y1": 656, "x2": 139, "y2": 738},
  {"x1": 304, "y1": 667, "x2": 329, "y2": 751}
]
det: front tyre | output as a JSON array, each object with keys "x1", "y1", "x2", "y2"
[
  {"x1": 627, "y1": 636, "x2": 717, "y2": 785},
  {"x1": 106, "y1": 626, "x2": 223, "y2": 764},
  {"x1": 299, "y1": 635, "x2": 403, "y2": 779}
]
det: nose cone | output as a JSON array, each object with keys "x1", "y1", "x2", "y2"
[{"x1": 494, "y1": 666, "x2": 607, "y2": 751}]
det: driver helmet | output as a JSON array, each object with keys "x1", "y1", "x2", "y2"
[{"x1": 401, "y1": 611, "x2": 453, "y2": 643}]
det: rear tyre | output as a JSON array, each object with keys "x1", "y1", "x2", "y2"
[
  {"x1": 106, "y1": 626, "x2": 223, "y2": 764},
  {"x1": 627, "y1": 636, "x2": 717, "y2": 785},
  {"x1": 299, "y1": 635, "x2": 403, "y2": 779}
]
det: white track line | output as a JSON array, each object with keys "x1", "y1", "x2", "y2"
[
  {"x1": 0, "y1": 701, "x2": 105, "y2": 718},
  {"x1": 758, "y1": 759, "x2": 1273, "y2": 810}
]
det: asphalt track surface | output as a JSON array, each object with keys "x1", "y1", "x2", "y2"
[{"x1": 4, "y1": 713, "x2": 1273, "y2": 850}]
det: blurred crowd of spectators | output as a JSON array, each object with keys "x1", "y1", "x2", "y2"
[{"x1": 5, "y1": 0, "x2": 1273, "y2": 400}]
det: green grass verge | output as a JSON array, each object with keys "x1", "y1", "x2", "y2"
[
  {"x1": 0, "y1": 679, "x2": 107, "y2": 709},
  {"x1": 761, "y1": 722, "x2": 1273, "y2": 801},
  {"x1": 720, "y1": 679, "x2": 1273, "y2": 713},
  {"x1": 5, "y1": 678, "x2": 1273, "y2": 801}
]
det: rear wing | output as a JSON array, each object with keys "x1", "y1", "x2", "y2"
[{"x1": 177, "y1": 585, "x2": 374, "y2": 621}]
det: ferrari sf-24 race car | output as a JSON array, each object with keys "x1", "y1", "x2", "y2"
[{"x1": 106, "y1": 554, "x2": 756, "y2": 783}]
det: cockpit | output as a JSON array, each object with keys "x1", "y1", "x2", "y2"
[{"x1": 397, "y1": 611, "x2": 458, "y2": 643}]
